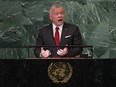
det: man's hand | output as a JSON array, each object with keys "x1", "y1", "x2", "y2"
[
  {"x1": 57, "y1": 47, "x2": 68, "y2": 56},
  {"x1": 40, "y1": 47, "x2": 51, "y2": 58}
]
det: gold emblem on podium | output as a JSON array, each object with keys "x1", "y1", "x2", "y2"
[{"x1": 48, "y1": 62, "x2": 73, "y2": 84}]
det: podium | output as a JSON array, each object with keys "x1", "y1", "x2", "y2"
[
  {"x1": 0, "y1": 58, "x2": 116, "y2": 87},
  {"x1": 0, "y1": 58, "x2": 94, "y2": 87}
]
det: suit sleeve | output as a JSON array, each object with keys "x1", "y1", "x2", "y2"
[{"x1": 34, "y1": 30, "x2": 43, "y2": 58}]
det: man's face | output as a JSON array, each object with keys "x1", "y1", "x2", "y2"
[{"x1": 49, "y1": 7, "x2": 65, "y2": 26}]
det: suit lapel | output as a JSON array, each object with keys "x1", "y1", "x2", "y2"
[
  {"x1": 48, "y1": 24, "x2": 56, "y2": 46},
  {"x1": 60, "y1": 22, "x2": 68, "y2": 45}
]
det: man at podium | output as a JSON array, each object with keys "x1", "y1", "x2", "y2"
[{"x1": 34, "y1": 4, "x2": 83, "y2": 59}]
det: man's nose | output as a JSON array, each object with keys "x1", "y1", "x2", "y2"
[{"x1": 58, "y1": 14, "x2": 62, "y2": 17}]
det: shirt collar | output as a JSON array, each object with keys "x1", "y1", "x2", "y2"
[{"x1": 52, "y1": 23, "x2": 63, "y2": 31}]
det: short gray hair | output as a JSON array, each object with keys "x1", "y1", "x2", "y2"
[{"x1": 49, "y1": 4, "x2": 64, "y2": 14}]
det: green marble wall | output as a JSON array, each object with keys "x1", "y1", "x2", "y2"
[{"x1": 0, "y1": 0, "x2": 116, "y2": 59}]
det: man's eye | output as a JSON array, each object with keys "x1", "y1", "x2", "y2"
[
  {"x1": 60, "y1": 12, "x2": 64, "y2": 15},
  {"x1": 55, "y1": 13, "x2": 58, "y2": 15}
]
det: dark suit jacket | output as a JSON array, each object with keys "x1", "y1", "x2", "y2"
[{"x1": 34, "y1": 22, "x2": 83, "y2": 58}]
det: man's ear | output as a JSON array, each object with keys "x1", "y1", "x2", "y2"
[{"x1": 49, "y1": 14, "x2": 52, "y2": 20}]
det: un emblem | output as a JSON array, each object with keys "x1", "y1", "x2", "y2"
[{"x1": 48, "y1": 62, "x2": 73, "y2": 84}]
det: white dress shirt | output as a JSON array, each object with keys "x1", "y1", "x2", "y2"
[{"x1": 52, "y1": 23, "x2": 63, "y2": 40}]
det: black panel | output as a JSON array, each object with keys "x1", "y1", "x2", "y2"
[{"x1": 0, "y1": 59, "x2": 115, "y2": 87}]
